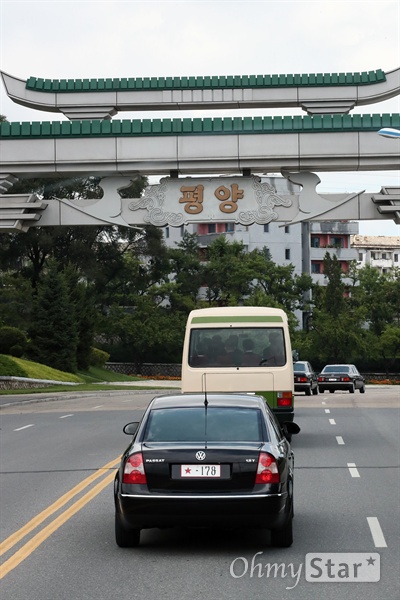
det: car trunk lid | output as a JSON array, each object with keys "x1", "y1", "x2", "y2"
[{"x1": 142, "y1": 442, "x2": 263, "y2": 492}]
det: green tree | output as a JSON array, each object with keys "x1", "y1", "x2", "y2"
[
  {"x1": 202, "y1": 237, "x2": 256, "y2": 305},
  {"x1": 247, "y1": 247, "x2": 313, "y2": 316},
  {"x1": 64, "y1": 265, "x2": 97, "y2": 371},
  {"x1": 0, "y1": 273, "x2": 33, "y2": 330},
  {"x1": 350, "y1": 264, "x2": 400, "y2": 335},
  {"x1": 0, "y1": 175, "x2": 148, "y2": 290},
  {"x1": 106, "y1": 296, "x2": 186, "y2": 365},
  {"x1": 28, "y1": 261, "x2": 78, "y2": 372},
  {"x1": 377, "y1": 325, "x2": 400, "y2": 374},
  {"x1": 167, "y1": 232, "x2": 204, "y2": 310},
  {"x1": 305, "y1": 253, "x2": 367, "y2": 363},
  {"x1": 322, "y1": 253, "x2": 345, "y2": 317}
]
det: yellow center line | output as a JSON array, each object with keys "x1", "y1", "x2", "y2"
[
  {"x1": 0, "y1": 456, "x2": 120, "y2": 557},
  {"x1": 0, "y1": 469, "x2": 116, "y2": 579}
]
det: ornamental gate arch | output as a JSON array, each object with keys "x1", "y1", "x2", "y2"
[{"x1": 0, "y1": 67, "x2": 399, "y2": 232}]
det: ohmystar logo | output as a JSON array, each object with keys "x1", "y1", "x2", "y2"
[{"x1": 196, "y1": 451, "x2": 206, "y2": 461}]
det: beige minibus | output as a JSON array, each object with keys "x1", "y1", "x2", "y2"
[{"x1": 181, "y1": 306, "x2": 294, "y2": 424}]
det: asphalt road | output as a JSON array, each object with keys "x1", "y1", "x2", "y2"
[{"x1": 0, "y1": 386, "x2": 399, "y2": 600}]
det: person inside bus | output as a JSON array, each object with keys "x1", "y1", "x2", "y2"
[
  {"x1": 209, "y1": 334, "x2": 225, "y2": 364},
  {"x1": 241, "y1": 338, "x2": 262, "y2": 366},
  {"x1": 191, "y1": 340, "x2": 209, "y2": 366},
  {"x1": 217, "y1": 335, "x2": 243, "y2": 366},
  {"x1": 262, "y1": 331, "x2": 286, "y2": 366}
]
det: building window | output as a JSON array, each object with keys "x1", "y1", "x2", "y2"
[
  {"x1": 180, "y1": 225, "x2": 185, "y2": 237},
  {"x1": 311, "y1": 237, "x2": 320, "y2": 248},
  {"x1": 371, "y1": 252, "x2": 376, "y2": 259},
  {"x1": 285, "y1": 225, "x2": 290, "y2": 233},
  {"x1": 382, "y1": 253, "x2": 387, "y2": 259},
  {"x1": 358, "y1": 253, "x2": 363, "y2": 262},
  {"x1": 311, "y1": 263, "x2": 321, "y2": 274},
  {"x1": 225, "y1": 223, "x2": 235, "y2": 232},
  {"x1": 264, "y1": 223, "x2": 269, "y2": 233},
  {"x1": 330, "y1": 236, "x2": 343, "y2": 248},
  {"x1": 285, "y1": 249, "x2": 290, "y2": 260},
  {"x1": 208, "y1": 223, "x2": 216, "y2": 234},
  {"x1": 165, "y1": 227, "x2": 170, "y2": 239},
  {"x1": 394, "y1": 254, "x2": 399, "y2": 263}
]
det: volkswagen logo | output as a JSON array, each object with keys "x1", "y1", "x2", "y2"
[{"x1": 195, "y1": 451, "x2": 206, "y2": 461}]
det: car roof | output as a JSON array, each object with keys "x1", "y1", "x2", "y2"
[
  {"x1": 294, "y1": 361, "x2": 309, "y2": 367},
  {"x1": 149, "y1": 393, "x2": 266, "y2": 410},
  {"x1": 322, "y1": 364, "x2": 354, "y2": 368}
]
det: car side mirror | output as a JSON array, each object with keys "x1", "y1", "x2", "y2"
[
  {"x1": 123, "y1": 422, "x2": 139, "y2": 436},
  {"x1": 283, "y1": 422, "x2": 301, "y2": 437}
]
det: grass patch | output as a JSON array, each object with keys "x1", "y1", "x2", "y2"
[
  {"x1": 0, "y1": 357, "x2": 177, "y2": 394},
  {"x1": 0, "y1": 355, "x2": 28, "y2": 377},
  {"x1": 1, "y1": 357, "x2": 142, "y2": 384},
  {"x1": 11, "y1": 357, "x2": 84, "y2": 382},
  {"x1": 0, "y1": 383, "x2": 172, "y2": 395}
]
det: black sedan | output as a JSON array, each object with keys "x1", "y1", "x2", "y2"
[
  {"x1": 114, "y1": 393, "x2": 300, "y2": 548},
  {"x1": 318, "y1": 364, "x2": 366, "y2": 394},
  {"x1": 293, "y1": 361, "x2": 318, "y2": 396}
]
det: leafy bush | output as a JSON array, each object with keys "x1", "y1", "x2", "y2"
[
  {"x1": 0, "y1": 327, "x2": 28, "y2": 357},
  {"x1": 89, "y1": 347, "x2": 110, "y2": 368},
  {"x1": 0, "y1": 354, "x2": 28, "y2": 377}
]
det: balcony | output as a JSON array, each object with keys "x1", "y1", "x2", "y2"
[
  {"x1": 197, "y1": 231, "x2": 249, "y2": 247},
  {"x1": 310, "y1": 221, "x2": 359, "y2": 235},
  {"x1": 310, "y1": 246, "x2": 359, "y2": 261}
]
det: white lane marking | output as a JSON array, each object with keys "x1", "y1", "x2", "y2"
[
  {"x1": 336, "y1": 436, "x2": 345, "y2": 445},
  {"x1": 321, "y1": 401, "x2": 326, "y2": 405},
  {"x1": 347, "y1": 462, "x2": 360, "y2": 478},
  {"x1": 367, "y1": 517, "x2": 388, "y2": 548},
  {"x1": 92, "y1": 405, "x2": 103, "y2": 409},
  {"x1": 14, "y1": 424, "x2": 34, "y2": 431},
  {"x1": 325, "y1": 409, "x2": 330, "y2": 413},
  {"x1": 59, "y1": 414, "x2": 73, "y2": 419},
  {"x1": 329, "y1": 418, "x2": 336, "y2": 425}
]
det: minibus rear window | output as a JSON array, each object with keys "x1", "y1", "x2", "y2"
[{"x1": 188, "y1": 327, "x2": 286, "y2": 368}]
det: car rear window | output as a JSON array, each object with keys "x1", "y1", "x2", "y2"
[
  {"x1": 323, "y1": 366, "x2": 350, "y2": 373},
  {"x1": 143, "y1": 407, "x2": 265, "y2": 442},
  {"x1": 294, "y1": 363, "x2": 306, "y2": 372}
]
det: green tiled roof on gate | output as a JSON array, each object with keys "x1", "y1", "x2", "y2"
[
  {"x1": 1, "y1": 114, "x2": 399, "y2": 139},
  {"x1": 25, "y1": 69, "x2": 387, "y2": 93}
]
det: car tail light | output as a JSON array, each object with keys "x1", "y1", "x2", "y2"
[
  {"x1": 255, "y1": 452, "x2": 280, "y2": 484},
  {"x1": 123, "y1": 453, "x2": 147, "y2": 484},
  {"x1": 318, "y1": 376, "x2": 325, "y2": 382},
  {"x1": 277, "y1": 391, "x2": 293, "y2": 407},
  {"x1": 342, "y1": 376, "x2": 350, "y2": 382},
  {"x1": 298, "y1": 376, "x2": 308, "y2": 383}
]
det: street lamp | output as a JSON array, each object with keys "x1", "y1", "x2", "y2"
[{"x1": 377, "y1": 127, "x2": 400, "y2": 139}]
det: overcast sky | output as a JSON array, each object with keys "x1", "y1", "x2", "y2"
[{"x1": 0, "y1": 0, "x2": 399, "y2": 235}]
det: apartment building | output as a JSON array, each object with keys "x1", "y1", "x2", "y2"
[
  {"x1": 310, "y1": 221, "x2": 360, "y2": 285},
  {"x1": 351, "y1": 235, "x2": 400, "y2": 272}
]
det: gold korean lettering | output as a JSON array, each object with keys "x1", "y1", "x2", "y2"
[
  {"x1": 215, "y1": 184, "x2": 244, "y2": 213},
  {"x1": 179, "y1": 185, "x2": 204, "y2": 214}
]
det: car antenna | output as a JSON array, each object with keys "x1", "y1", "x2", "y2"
[{"x1": 204, "y1": 375, "x2": 208, "y2": 449}]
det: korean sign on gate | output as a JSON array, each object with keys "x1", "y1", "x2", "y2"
[{"x1": 128, "y1": 176, "x2": 294, "y2": 227}]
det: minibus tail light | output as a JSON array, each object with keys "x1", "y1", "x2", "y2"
[{"x1": 277, "y1": 391, "x2": 293, "y2": 407}]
